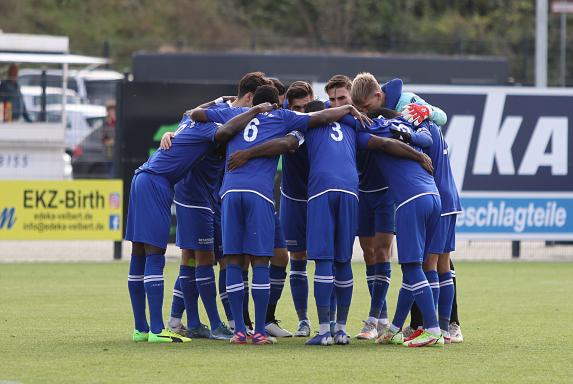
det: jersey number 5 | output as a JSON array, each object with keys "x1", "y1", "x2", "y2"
[
  {"x1": 244, "y1": 118, "x2": 259, "y2": 142},
  {"x1": 330, "y1": 122, "x2": 344, "y2": 142}
]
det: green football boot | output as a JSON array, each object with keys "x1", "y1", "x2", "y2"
[
  {"x1": 132, "y1": 329, "x2": 149, "y2": 342},
  {"x1": 403, "y1": 330, "x2": 444, "y2": 348},
  {"x1": 148, "y1": 329, "x2": 192, "y2": 343}
]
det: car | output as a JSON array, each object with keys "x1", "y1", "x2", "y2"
[
  {"x1": 18, "y1": 68, "x2": 123, "y2": 106},
  {"x1": 71, "y1": 124, "x2": 113, "y2": 179},
  {"x1": 20, "y1": 86, "x2": 107, "y2": 151}
]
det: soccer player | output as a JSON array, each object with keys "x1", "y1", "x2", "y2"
[
  {"x1": 269, "y1": 77, "x2": 286, "y2": 106},
  {"x1": 389, "y1": 117, "x2": 462, "y2": 343},
  {"x1": 226, "y1": 100, "x2": 433, "y2": 346},
  {"x1": 324, "y1": 74, "x2": 393, "y2": 340},
  {"x1": 350, "y1": 73, "x2": 449, "y2": 340},
  {"x1": 280, "y1": 81, "x2": 314, "y2": 337},
  {"x1": 125, "y1": 73, "x2": 273, "y2": 343},
  {"x1": 352, "y1": 75, "x2": 445, "y2": 347},
  {"x1": 192, "y1": 85, "x2": 371, "y2": 344}
]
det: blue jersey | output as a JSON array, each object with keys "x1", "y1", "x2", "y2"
[
  {"x1": 136, "y1": 113, "x2": 225, "y2": 186},
  {"x1": 281, "y1": 149, "x2": 309, "y2": 200},
  {"x1": 174, "y1": 148, "x2": 225, "y2": 210},
  {"x1": 354, "y1": 78, "x2": 402, "y2": 193},
  {"x1": 381, "y1": 78, "x2": 403, "y2": 110},
  {"x1": 359, "y1": 117, "x2": 438, "y2": 208},
  {"x1": 357, "y1": 150, "x2": 388, "y2": 192},
  {"x1": 305, "y1": 115, "x2": 368, "y2": 199},
  {"x1": 208, "y1": 108, "x2": 311, "y2": 204},
  {"x1": 419, "y1": 122, "x2": 461, "y2": 215},
  {"x1": 173, "y1": 102, "x2": 232, "y2": 208}
]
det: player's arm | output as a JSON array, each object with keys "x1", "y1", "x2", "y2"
[
  {"x1": 362, "y1": 133, "x2": 433, "y2": 174},
  {"x1": 227, "y1": 132, "x2": 303, "y2": 171},
  {"x1": 308, "y1": 105, "x2": 372, "y2": 129},
  {"x1": 184, "y1": 96, "x2": 236, "y2": 114},
  {"x1": 213, "y1": 102, "x2": 275, "y2": 143}
]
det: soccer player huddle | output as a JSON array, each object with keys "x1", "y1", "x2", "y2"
[{"x1": 125, "y1": 71, "x2": 464, "y2": 347}]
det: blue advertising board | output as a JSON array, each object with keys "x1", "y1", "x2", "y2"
[
  {"x1": 317, "y1": 84, "x2": 573, "y2": 241},
  {"x1": 410, "y1": 86, "x2": 573, "y2": 240}
]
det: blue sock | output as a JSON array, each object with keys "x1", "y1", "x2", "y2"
[
  {"x1": 314, "y1": 260, "x2": 334, "y2": 334},
  {"x1": 144, "y1": 254, "x2": 166, "y2": 334},
  {"x1": 425, "y1": 270, "x2": 440, "y2": 310},
  {"x1": 380, "y1": 300, "x2": 388, "y2": 320},
  {"x1": 334, "y1": 261, "x2": 353, "y2": 326},
  {"x1": 170, "y1": 277, "x2": 185, "y2": 319},
  {"x1": 218, "y1": 268, "x2": 233, "y2": 322},
  {"x1": 369, "y1": 262, "x2": 390, "y2": 318},
  {"x1": 289, "y1": 259, "x2": 309, "y2": 321},
  {"x1": 402, "y1": 263, "x2": 439, "y2": 330},
  {"x1": 269, "y1": 264, "x2": 286, "y2": 306},
  {"x1": 128, "y1": 255, "x2": 148, "y2": 332},
  {"x1": 242, "y1": 269, "x2": 250, "y2": 321},
  {"x1": 391, "y1": 263, "x2": 425, "y2": 329},
  {"x1": 366, "y1": 264, "x2": 375, "y2": 297},
  {"x1": 179, "y1": 265, "x2": 201, "y2": 329},
  {"x1": 329, "y1": 262, "x2": 337, "y2": 322},
  {"x1": 251, "y1": 264, "x2": 270, "y2": 334},
  {"x1": 196, "y1": 265, "x2": 222, "y2": 330},
  {"x1": 438, "y1": 271, "x2": 455, "y2": 332},
  {"x1": 329, "y1": 289, "x2": 337, "y2": 323},
  {"x1": 226, "y1": 264, "x2": 245, "y2": 333}
]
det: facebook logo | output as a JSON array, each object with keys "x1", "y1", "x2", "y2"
[{"x1": 109, "y1": 215, "x2": 120, "y2": 231}]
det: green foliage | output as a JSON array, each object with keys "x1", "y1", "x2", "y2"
[
  {"x1": 1, "y1": 261, "x2": 572, "y2": 383},
  {"x1": 0, "y1": 0, "x2": 569, "y2": 84}
]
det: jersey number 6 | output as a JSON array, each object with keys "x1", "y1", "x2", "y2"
[{"x1": 244, "y1": 118, "x2": 259, "y2": 142}]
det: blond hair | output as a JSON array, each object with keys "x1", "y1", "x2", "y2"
[{"x1": 350, "y1": 72, "x2": 380, "y2": 104}]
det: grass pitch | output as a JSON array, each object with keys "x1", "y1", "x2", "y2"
[{"x1": 1, "y1": 261, "x2": 572, "y2": 384}]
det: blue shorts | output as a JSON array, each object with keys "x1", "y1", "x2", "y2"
[
  {"x1": 125, "y1": 172, "x2": 173, "y2": 249},
  {"x1": 279, "y1": 193, "x2": 307, "y2": 252},
  {"x1": 214, "y1": 209, "x2": 223, "y2": 260},
  {"x1": 307, "y1": 191, "x2": 358, "y2": 262},
  {"x1": 427, "y1": 214, "x2": 457, "y2": 254},
  {"x1": 395, "y1": 193, "x2": 441, "y2": 264},
  {"x1": 274, "y1": 212, "x2": 287, "y2": 249},
  {"x1": 221, "y1": 192, "x2": 275, "y2": 257},
  {"x1": 358, "y1": 189, "x2": 395, "y2": 237},
  {"x1": 175, "y1": 203, "x2": 214, "y2": 251}
]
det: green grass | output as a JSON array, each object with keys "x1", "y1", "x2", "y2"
[{"x1": 1, "y1": 261, "x2": 572, "y2": 384}]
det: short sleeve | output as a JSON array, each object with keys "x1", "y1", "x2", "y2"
[
  {"x1": 286, "y1": 130, "x2": 305, "y2": 147},
  {"x1": 206, "y1": 107, "x2": 245, "y2": 124},
  {"x1": 339, "y1": 115, "x2": 360, "y2": 130},
  {"x1": 282, "y1": 109, "x2": 311, "y2": 133},
  {"x1": 357, "y1": 132, "x2": 372, "y2": 150}
]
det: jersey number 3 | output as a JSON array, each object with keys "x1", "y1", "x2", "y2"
[
  {"x1": 330, "y1": 122, "x2": 344, "y2": 142},
  {"x1": 244, "y1": 118, "x2": 259, "y2": 142}
]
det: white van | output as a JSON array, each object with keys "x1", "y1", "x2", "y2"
[{"x1": 18, "y1": 68, "x2": 123, "y2": 105}]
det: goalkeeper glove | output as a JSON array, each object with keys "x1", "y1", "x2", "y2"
[{"x1": 402, "y1": 103, "x2": 432, "y2": 126}]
